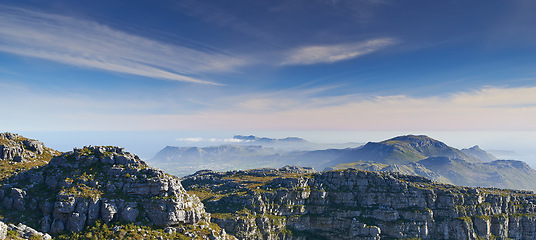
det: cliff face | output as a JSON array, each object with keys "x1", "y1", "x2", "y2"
[
  {"x1": 0, "y1": 132, "x2": 46, "y2": 161},
  {"x1": 183, "y1": 167, "x2": 536, "y2": 240},
  {"x1": 0, "y1": 146, "x2": 229, "y2": 239}
]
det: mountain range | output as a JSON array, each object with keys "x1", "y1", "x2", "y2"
[
  {"x1": 2, "y1": 132, "x2": 536, "y2": 239},
  {"x1": 229, "y1": 135, "x2": 363, "y2": 151},
  {"x1": 151, "y1": 134, "x2": 536, "y2": 191}
]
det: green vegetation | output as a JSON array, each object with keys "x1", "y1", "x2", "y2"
[
  {"x1": 0, "y1": 133, "x2": 60, "y2": 180},
  {"x1": 0, "y1": 160, "x2": 48, "y2": 181},
  {"x1": 55, "y1": 220, "x2": 223, "y2": 240},
  {"x1": 59, "y1": 184, "x2": 103, "y2": 199}
]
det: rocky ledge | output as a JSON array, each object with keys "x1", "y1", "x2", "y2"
[
  {"x1": 183, "y1": 167, "x2": 536, "y2": 240},
  {"x1": 0, "y1": 146, "x2": 213, "y2": 237},
  {"x1": 0, "y1": 132, "x2": 47, "y2": 162}
]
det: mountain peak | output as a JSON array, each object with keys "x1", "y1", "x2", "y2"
[
  {"x1": 461, "y1": 145, "x2": 497, "y2": 162},
  {"x1": 335, "y1": 135, "x2": 481, "y2": 165},
  {"x1": 384, "y1": 135, "x2": 445, "y2": 146}
]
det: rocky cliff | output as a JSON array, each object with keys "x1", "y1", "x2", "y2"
[
  {"x1": 0, "y1": 132, "x2": 46, "y2": 161},
  {"x1": 0, "y1": 145, "x2": 231, "y2": 239},
  {"x1": 0, "y1": 132, "x2": 58, "y2": 180},
  {"x1": 183, "y1": 167, "x2": 536, "y2": 240}
]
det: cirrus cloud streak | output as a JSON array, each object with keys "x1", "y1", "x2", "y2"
[
  {"x1": 0, "y1": 6, "x2": 245, "y2": 85},
  {"x1": 3, "y1": 84, "x2": 535, "y2": 131},
  {"x1": 281, "y1": 38, "x2": 397, "y2": 65}
]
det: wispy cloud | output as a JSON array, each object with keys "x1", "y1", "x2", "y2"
[
  {"x1": 5, "y1": 81, "x2": 536, "y2": 131},
  {"x1": 158, "y1": 86, "x2": 536, "y2": 131},
  {"x1": 0, "y1": 6, "x2": 245, "y2": 85},
  {"x1": 281, "y1": 38, "x2": 397, "y2": 65}
]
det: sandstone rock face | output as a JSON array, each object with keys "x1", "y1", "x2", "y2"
[
  {"x1": 183, "y1": 168, "x2": 536, "y2": 240},
  {"x1": 0, "y1": 146, "x2": 208, "y2": 235},
  {"x1": 0, "y1": 221, "x2": 7, "y2": 240},
  {"x1": 0, "y1": 132, "x2": 46, "y2": 161},
  {"x1": 1, "y1": 221, "x2": 52, "y2": 240}
]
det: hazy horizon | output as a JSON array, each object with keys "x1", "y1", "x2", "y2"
[{"x1": 14, "y1": 130, "x2": 536, "y2": 169}]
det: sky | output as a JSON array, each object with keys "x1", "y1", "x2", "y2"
[{"x1": 2, "y1": 1, "x2": 536, "y2": 159}]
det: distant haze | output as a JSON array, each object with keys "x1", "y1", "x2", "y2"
[{"x1": 16, "y1": 130, "x2": 536, "y2": 168}]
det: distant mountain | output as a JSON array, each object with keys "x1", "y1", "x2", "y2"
[
  {"x1": 329, "y1": 160, "x2": 449, "y2": 183},
  {"x1": 150, "y1": 134, "x2": 536, "y2": 191},
  {"x1": 150, "y1": 145, "x2": 284, "y2": 176},
  {"x1": 329, "y1": 135, "x2": 481, "y2": 166},
  {"x1": 419, "y1": 157, "x2": 536, "y2": 191},
  {"x1": 233, "y1": 135, "x2": 308, "y2": 143},
  {"x1": 461, "y1": 145, "x2": 498, "y2": 162},
  {"x1": 231, "y1": 135, "x2": 363, "y2": 151},
  {"x1": 331, "y1": 157, "x2": 536, "y2": 191},
  {"x1": 326, "y1": 136, "x2": 536, "y2": 191}
]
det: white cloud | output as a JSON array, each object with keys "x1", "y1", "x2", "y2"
[
  {"x1": 176, "y1": 137, "x2": 206, "y2": 142},
  {"x1": 0, "y1": 6, "x2": 245, "y2": 85},
  {"x1": 3, "y1": 82, "x2": 536, "y2": 131},
  {"x1": 282, "y1": 38, "x2": 397, "y2": 65}
]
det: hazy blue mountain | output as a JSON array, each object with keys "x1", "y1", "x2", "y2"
[
  {"x1": 150, "y1": 134, "x2": 536, "y2": 191},
  {"x1": 150, "y1": 145, "x2": 284, "y2": 176},
  {"x1": 419, "y1": 157, "x2": 536, "y2": 191},
  {"x1": 461, "y1": 145, "x2": 498, "y2": 162},
  {"x1": 331, "y1": 157, "x2": 536, "y2": 191},
  {"x1": 233, "y1": 135, "x2": 308, "y2": 143},
  {"x1": 328, "y1": 135, "x2": 481, "y2": 167},
  {"x1": 231, "y1": 135, "x2": 363, "y2": 151}
]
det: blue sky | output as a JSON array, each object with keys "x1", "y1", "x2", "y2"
[{"x1": 1, "y1": 0, "x2": 536, "y2": 134}]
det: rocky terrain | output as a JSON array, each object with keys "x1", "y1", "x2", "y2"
[
  {"x1": 0, "y1": 132, "x2": 46, "y2": 162},
  {"x1": 3, "y1": 132, "x2": 536, "y2": 239},
  {"x1": 0, "y1": 132, "x2": 58, "y2": 180},
  {"x1": 0, "y1": 144, "x2": 232, "y2": 239},
  {"x1": 183, "y1": 167, "x2": 536, "y2": 240}
]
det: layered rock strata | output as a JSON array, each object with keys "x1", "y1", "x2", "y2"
[
  {"x1": 0, "y1": 132, "x2": 46, "y2": 161},
  {"x1": 183, "y1": 168, "x2": 536, "y2": 240},
  {"x1": 0, "y1": 146, "x2": 208, "y2": 235}
]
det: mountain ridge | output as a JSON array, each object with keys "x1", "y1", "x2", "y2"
[
  {"x1": 232, "y1": 135, "x2": 308, "y2": 143},
  {"x1": 330, "y1": 135, "x2": 482, "y2": 166}
]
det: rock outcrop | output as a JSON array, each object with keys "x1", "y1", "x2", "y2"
[
  {"x1": 183, "y1": 167, "x2": 536, "y2": 240},
  {"x1": 0, "y1": 132, "x2": 48, "y2": 162},
  {"x1": 0, "y1": 146, "x2": 209, "y2": 235},
  {"x1": 0, "y1": 221, "x2": 52, "y2": 240}
]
